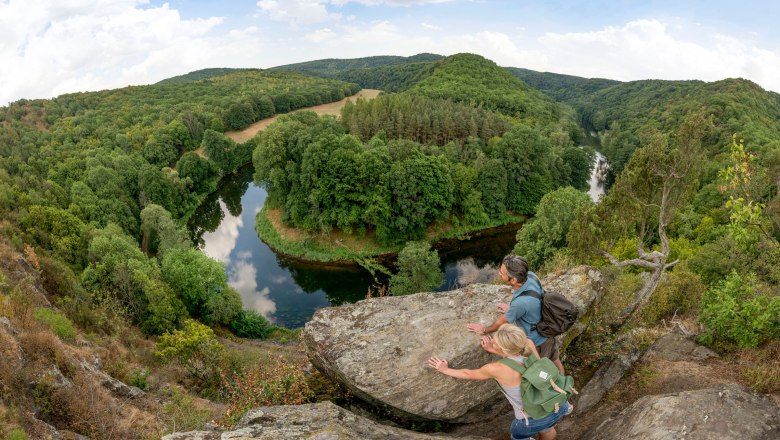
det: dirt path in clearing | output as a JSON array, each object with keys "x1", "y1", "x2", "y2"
[
  {"x1": 231, "y1": 88, "x2": 380, "y2": 142},
  {"x1": 194, "y1": 89, "x2": 380, "y2": 158}
]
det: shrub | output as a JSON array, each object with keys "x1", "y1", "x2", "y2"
[
  {"x1": 155, "y1": 319, "x2": 227, "y2": 392},
  {"x1": 230, "y1": 310, "x2": 271, "y2": 339},
  {"x1": 639, "y1": 265, "x2": 705, "y2": 324},
  {"x1": 8, "y1": 428, "x2": 27, "y2": 440},
  {"x1": 699, "y1": 271, "x2": 780, "y2": 348},
  {"x1": 129, "y1": 368, "x2": 150, "y2": 391},
  {"x1": 34, "y1": 308, "x2": 76, "y2": 341},
  {"x1": 222, "y1": 356, "x2": 312, "y2": 425}
]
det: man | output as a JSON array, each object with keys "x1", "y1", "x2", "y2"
[{"x1": 467, "y1": 255, "x2": 565, "y2": 374}]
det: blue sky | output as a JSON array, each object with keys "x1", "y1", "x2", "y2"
[{"x1": 1, "y1": 0, "x2": 779, "y2": 105}]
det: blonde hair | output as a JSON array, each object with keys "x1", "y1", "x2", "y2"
[{"x1": 493, "y1": 323, "x2": 532, "y2": 357}]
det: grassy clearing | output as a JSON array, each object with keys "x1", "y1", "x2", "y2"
[{"x1": 256, "y1": 205, "x2": 525, "y2": 263}]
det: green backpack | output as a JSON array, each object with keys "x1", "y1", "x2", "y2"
[{"x1": 498, "y1": 353, "x2": 578, "y2": 419}]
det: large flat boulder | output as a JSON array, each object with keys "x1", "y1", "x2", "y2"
[
  {"x1": 302, "y1": 266, "x2": 603, "y2": 423},
  {"x1": 581, "y1": 383, "x2": 780, "y2": 439},
  {"x1": 162, "y1": 401, "x2": 489, "y2": 440}
]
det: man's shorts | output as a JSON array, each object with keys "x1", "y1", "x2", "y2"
[{"x1": 537, "y1": 336, "x2": 560, "y2": 362}]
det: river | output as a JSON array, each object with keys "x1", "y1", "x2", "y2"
[{"x1": 188, "y1": 153, "x2": 607, "y2": 329}]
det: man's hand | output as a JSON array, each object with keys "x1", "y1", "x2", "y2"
[
  {"x1": 467, "y1": 322, "x2": 486, "y2": 334},
  {"x1": 497, "y1": 303, "x2": 509, "y2": 313},
  {"x1": 428, "y1": 356, "x2": 449, "y2": 372}
]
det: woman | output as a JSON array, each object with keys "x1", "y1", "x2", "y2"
[{"x1": 428, "y1": 323, "x2": 571, "y2": 440}]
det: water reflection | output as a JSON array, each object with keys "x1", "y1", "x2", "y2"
[{"x1": 189, "y1": 166, "x2": 520, "y2": 328}]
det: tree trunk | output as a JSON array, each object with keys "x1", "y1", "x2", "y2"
[{"x1": 618, "y1": 264, "x2": 665, "y2": 322}]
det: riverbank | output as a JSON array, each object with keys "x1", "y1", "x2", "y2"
[{"x1": 254, "y1": 202, "x2": 526, "y2": 265}]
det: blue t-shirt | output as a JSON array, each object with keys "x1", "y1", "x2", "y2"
[{"x1": 504, "y1": 271, "x2": 547, "y2": 347}]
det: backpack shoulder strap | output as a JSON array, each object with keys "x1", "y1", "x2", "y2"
[{"x1": 498, "y1": 357, "x2": 528, "y2": 375}]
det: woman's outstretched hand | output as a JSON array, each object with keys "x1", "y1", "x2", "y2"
[{"x1": 428, "y1": 356, "x2": 449, "y2": 372}]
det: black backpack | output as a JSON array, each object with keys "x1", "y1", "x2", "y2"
[{"x1": 520, "y1": 273, "x2": 580, "y2": 338}]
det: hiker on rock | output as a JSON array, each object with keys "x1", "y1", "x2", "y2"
[
  {"x1": 429, "y1": 323, "x2": 573, "y2": 440},
  {"x1": 467, "y1": 255, "x2": 565, "y2": 374}
]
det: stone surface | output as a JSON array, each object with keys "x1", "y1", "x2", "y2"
[
  {"x1": 80, "y1": 360, "x2": 145, "y2": 399},
  {"x1": 644, "y1": 332, "x2": 717, "y2": 362},
  {"x1": 582, "y1": 383, "x2": 780, "y2": 439},
  {"x1": 575, "y1": 347, "x2": 641, "y2": 414},
  {"x1": 162, "y1": 401, "x2": 489, "y2": 440},
  {"x1": 302, "y1": 266, "x2": 603, "y2": 423}
]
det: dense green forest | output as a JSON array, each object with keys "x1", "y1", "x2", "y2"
[
  {"x1": 253, "y1": 54, "x2": 593, "y2": 245},
  {"x1": 0, "y1": 69, "x2": 359, "y2": 337}
]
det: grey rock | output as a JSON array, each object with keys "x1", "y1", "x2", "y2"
[
  {"x1": 79, "y1": 360, "x2": 145, "y2": 399},
  {"x1": 163, "y1": 401, "x2": 488, "y2": 440},
  {"x1": 302, "y1": 266, "x2": 603, "y2": 423},
  {"x1": 575, "y1": 347, "x2": 641, "y2": 414},
  {"x1": 644, "y1": 332, "x2": 717, "y2": 362},
  {"x1": 581, "y1": 383, "x2": 780, "y2": 440}
]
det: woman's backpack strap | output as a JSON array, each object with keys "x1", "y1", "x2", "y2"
[{"x1": 498, "y1": 357, "x2": 527, "y2": 375}]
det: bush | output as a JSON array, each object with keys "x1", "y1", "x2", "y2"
[
  {"x1": 221, "y1": 356, "x2": 312, "y2": 425},
  {"x1": 230, "y1": 310, "x2": 271, "y2": 339},
  {"x1": 639, "y1": 265, "x2": 705, "y2": 324},
  {"x1": 34, "y1": 308, "x2": 76, "y2": 341},
  {"x1": 155, "y1": 319, "x2": 227, "y2": 392},
  {"x1": 699, "y1": 271, "x2": 780, "y2": 348},
  {"x1": 8, "y1": 428, "x2": 28, "y2": 440},
  {"x1": 129, "y1": 368, "x2": 150, "y2": 391}
]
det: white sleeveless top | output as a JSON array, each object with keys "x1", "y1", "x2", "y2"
[{"x1": 497, "y1": 354, "x2": 526, "y2": 419}]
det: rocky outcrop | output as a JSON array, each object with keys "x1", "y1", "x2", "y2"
[
  {"x1": 80, "y1": 360, "x2": 145, "y2": 399},
  {"x1": 302, "y1": 266, "x2": 603, "y2": 423},
  {"x1": 162, "y1": 401, "x2": 489, "y2": 440},
  {"x1": 575, "y1": 347, "x2": 641, "y2": 414},
  {"x1": 582, "y1": 383, "x2": 780, "y2": 439},
  {"x1": 643, "y1": 332, "x2": 717, "y2": 362}
]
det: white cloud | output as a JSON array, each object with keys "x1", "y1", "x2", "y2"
[
  {"x1": 229, "y1": 257, "x2": 278, "y2": 319},
  {"x1": 201, "y1": 201, "x2": 242, "y2": 264},
  {"x1": 536, "y1": 19, "x2": 780, "y2": 91},
  {"x1": 307, "y1": 27, "x2": 337, "y2": 42},
  {"x1": 0, "y1": 0, "x2": 273, "y2": 105},
  {"x1": 420, "y1": 22, "x2": 440, "y2": 30},
  {"x1": 332, "y1": 0, "x2": 453, "y2": 5},
  {"x1": 257, "y1": 0, "x2": 340, "y2": 26}
]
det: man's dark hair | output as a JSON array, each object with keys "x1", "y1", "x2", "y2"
[{"x1": 502, "y1": 255, "x2": 529, "y2": 283}]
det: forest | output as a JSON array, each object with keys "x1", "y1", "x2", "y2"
[{"x1": 1, "y1": 51, "x2": 779, "y2": 438}]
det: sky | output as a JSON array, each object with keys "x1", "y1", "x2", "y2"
[{"x1": 2, "y1": 0, "x2": 780, "y2": 106}]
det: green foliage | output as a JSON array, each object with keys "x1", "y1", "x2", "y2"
[
  {"x1": 699, "y1": 271, "x2": 780, "y2": 348},
  {"x1": 341, "y1": 94, "x2": 509, "y2": 146},
  {"x1": 161, "y1": 248, "x2": 231, "y2": 321},
  {"x1": 20, "y1": 206, "x2": 87, "y2": 266},
  {"x1": 719, "y1": 135, "x2": 776, "y2": 250},
  {"x1": 176, "y1": 152, "x2": 217, "y2": 194},
  {"x1": 8, "y1": 428, "x2": 28, "y2": 440},
  {"x1": 129, "y1": 368, "x2": 150, "y2": 391},
  {"x1": 140, "y1": 204, "x2": 189, "y2": 256},
  {"x1": 639, "y1": 265, "x2": 705, "y2": 324},
  {"x1": 155, "y1": 319, "x2": 227, "y2": 388},
  {"x1": 34, "y1": 307, "x2": 76, "y2": 341},
  {"x1": 229, "y1": 309, "x2": 272, "y2": 339},
  {"x1": 389, "y1": 241, "x2": 443, "y2": 295},
  {"x1": 513, "y1": 187, "x2": 592, "y2": 268}
]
